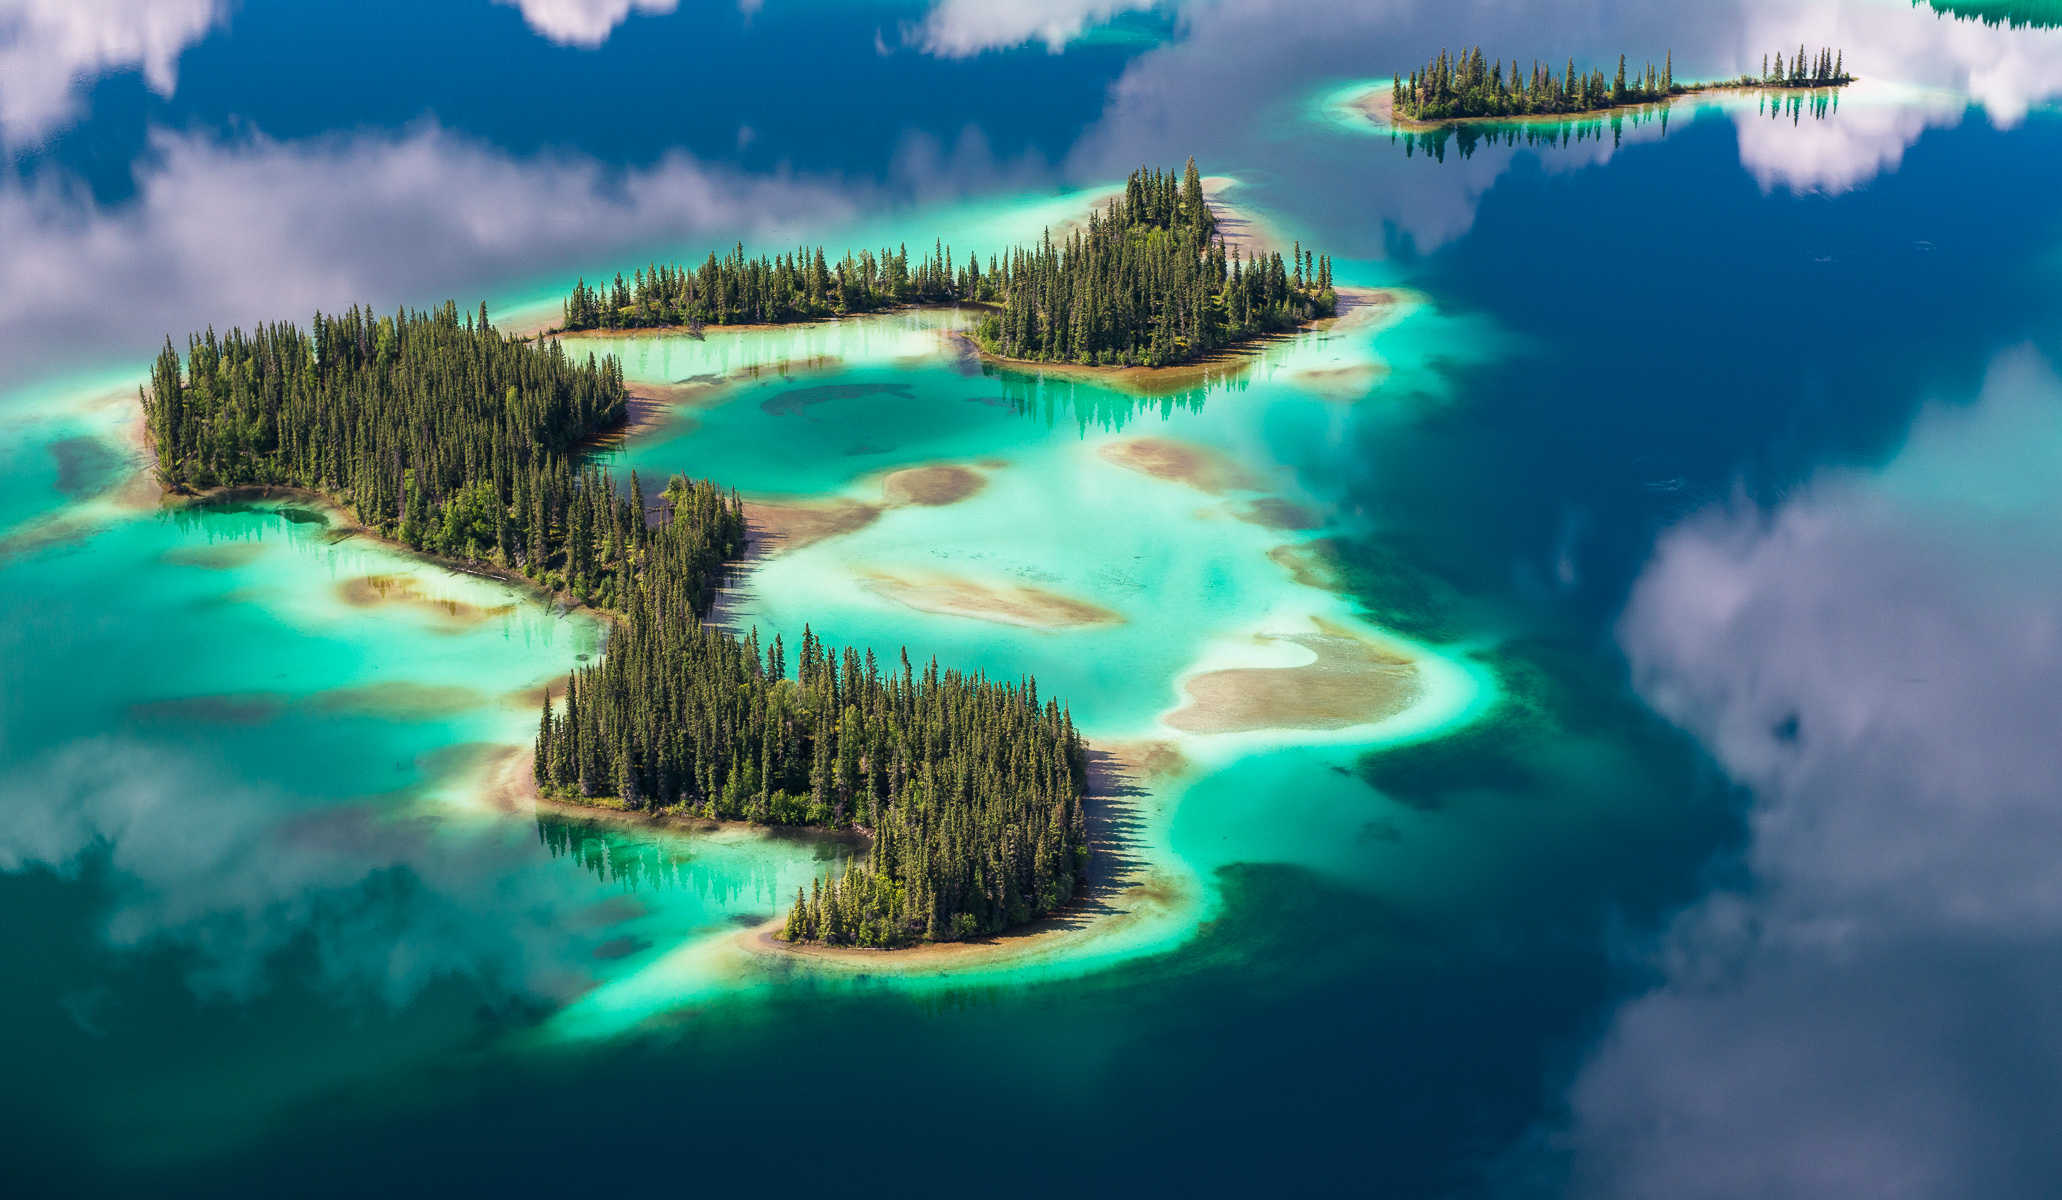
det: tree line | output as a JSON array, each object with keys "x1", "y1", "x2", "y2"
[
  {"x1": 140, "y1": 300, "x2": 1086, "y2": 949},
  {"x1": 1741, "y1": 46, "x2": 1851, "y2": 88},
  {"x1": 975, "y1": 159, "x2": 1335, "y2": 368},
  {"x1": 556, "y1": 160, "x2": 1336, "y2": 370},
  {"x1": 1392, "y1": 45, "x2": 1850, "y2": 123},
  {"x1": 559, "y1": 239, "x2": 972, "y2": 332}
]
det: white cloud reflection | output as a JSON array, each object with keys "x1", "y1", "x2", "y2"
[
  {"x1": 0, "y1": 737, "x2": 598, "y2": 1003},
  {"x1": 911, "y1": 0, "x2": 1163, "y2": 57},
  {"x1": 0, "y1": 124, "x2": 857, "y2": 389},
  {"x1": 1558, "y1": 348, "x2": 2062, "y2": 1198},
  {"x1": 0, "y1": 0, "x2": 226, "y2": 144},
  {"x1": 493, "y1": 0, "x2": 678, "y2": 47}
]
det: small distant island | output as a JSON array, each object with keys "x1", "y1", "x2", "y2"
[
  {"x1": 1387, "y1": 45, "x2": 1853, "y2": 125},
  {"x1": 141, "y1": 302, "x2": 1085, "y2": 950},
  {"x1": 554, "y1": 160, "x2": 1337, "y2": 371}
]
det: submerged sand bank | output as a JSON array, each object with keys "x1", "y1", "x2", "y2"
[
  {"x1": 861, "y1": 571, "x2": 1122, "y2": 630},
  {"x1": 881, "y1": 464, "x2": 985, "y2": 506},
  {"x1": 1166, "y1": 618, "x2": 1422, "y2": 734},
  {"x1": 1099, "y1": 436, "x2": 1261, "y2": 495},
  {"x1": 739, "y1": 462, "x2": 991, "y2": 561}
]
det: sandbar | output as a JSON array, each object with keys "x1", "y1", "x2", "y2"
[
  {"x1": 1268, "y1": 540, "x2": 1350, "y2": 593},
  {"x1": 311, "y1": 681, "x2": 488, "y2": 720},
  {"x1": 744, "y1": 497, "x2": 883, "y2": 556},
  {"x1": 880, "y1": 464, "x2": 985, "y2": 507},
  {"x1": 1099, "y1": 437, "x2": 1260, "y2": 495},
  {"x1": 160, "y1": 542, "x2": 266, "y2": 569},
  {"x1": 1165, "y1": 619, "x2": 1421, "y2": 734},
  {"x1": 1229, "y1": 498, "x2": 1323, "y2": 530},
  {"x1": 336, "y1": 573, "x2": 516, "y2": 627},
  {"x1": 1288, "y1": 363, "x2": 1389, "y2": 402},
  {"x1": 861, "y1": 571, "x2": 1122, "y2": 630}
]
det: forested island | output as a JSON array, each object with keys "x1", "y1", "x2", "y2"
[
  {"x1": 140, "y1": 301, "x2": 1086, "y2": 949},
  {"x1": 1389, "y1": 45, "x2": 1852, "y2": 123},
  {"x1": 555, "y1": 160, "x2": 1336, "y2": 370}
]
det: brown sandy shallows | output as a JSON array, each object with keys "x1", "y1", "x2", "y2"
[
  {"x1": 1099, "y1": 436, "x2": 1261, "y2": 495},
  {"x1": 1229, "y1": 498, "x2": 1323, "y2": 531},
  {"x1": 1165, "y1": 618, "x2": 1421, "y2": 734},
  {"x1": 49, "y1": 435, "x2": 125, "y2": 500},
  {"x1": 1289, "y1": 363, "x2": 1389, "y2": 402},
  {"x1": 128, "y1": 693, "x2": 287, "y2": 725},
  {"x1": 1268, "y1": 539, "x2": 1349, "y2": 593},
  {"x1": 336, "y1": 573, "x2": 517, "y2": 627},
  {"x1": 311, "y1": 682, "x2": 488, "y2": 721},
  {"x1": 161, "y1": 543, "x2": 266, "y2": 569},
  {"x1": 744, "y1": 497, "x2": 883, "y2": 557},
  {"x1": 127, "y1": 682, "x2": 487, "y2": 727},
  {"x1": 863, "y1": 571, "x2": 1122, "y2": 631},
  {"x1": 583, "y1": 379, "x2": 735, "y2": 450},
  {"x1": 761, "y1": 381, "x2": 912, "y2": 417},
  {"x1": 881, "y1": 464, "x2": 985, "y2": 507}
]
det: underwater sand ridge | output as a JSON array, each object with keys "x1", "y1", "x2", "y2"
[{"x1": 1165, "y1": 617, "x2": 1422, "y2": 734}]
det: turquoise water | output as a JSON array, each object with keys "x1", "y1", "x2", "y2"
[{"x1": 8, "y1": 1, "x2": 2062, "y2": 1195}]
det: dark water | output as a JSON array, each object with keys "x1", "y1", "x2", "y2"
[{"x1": 7, "y1": 2, "x2": 2062, "y2": 1197}]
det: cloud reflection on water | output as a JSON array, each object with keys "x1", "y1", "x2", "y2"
[
  {"x1": 492, "y1": 0, "x2": 679, "y2": 47},
  {"x1": 0, "y1": 736, "x2": 598, "y2": 1005},
  {"x1": 0, "y1": 124, "x2": 858, "y2": 390},
  {"x1": 1551, "y1": 348, "x2": 2062, "y2": 1198},
  {"x1": 0, "y1": 0, "x2": 226, "y2": 145},
  {"x1": 910, "y1": 0, "x2": 1164, "y2": 56}
]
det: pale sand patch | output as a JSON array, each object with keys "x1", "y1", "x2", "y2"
[
  {"x1": 1099, "y1": 437, "x2": 1261, "y2": 495},
  {"x1": 1166, "y1": 618, "x2": 1421, "y2": 734},
  {"x1": 880, "y1": 464, "x2": 985, "y2": 507},
  {"x1": 1203, "y1": 178, "x2": 1277, "y2": 258},
  {"x1": 335, "y1": 573, "x2": 516, "y2": 627},
  {"x1": 862, "y1": 572, "x2": 1122, "y2": 630},
  {"x1": 744, "y1": 498, "x2": 883, "y2": 556},
  {"x1": 586, "y1": 379, "x2": 730, "y2": 449},
  {"x1": 1355, "y1": 87, "x2": 1396, "y2": 127},
  {"x1": 1289, "y1": 363, "x2": 1389, "y2": 402}
]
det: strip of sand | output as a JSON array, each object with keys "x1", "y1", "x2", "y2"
[
  {"x1": 1099, "y1": 436, "x2": 1261, "y2": 495},
  {"x1": 1166, "y1": 618, "x2": 1421, "y2": 734},
  {"x1": 861, "y1": 571, "x2": 1122, "y2": 630}
]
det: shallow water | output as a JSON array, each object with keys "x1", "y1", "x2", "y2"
[{"x1": 7, "y1": 0, "x2": 2062, "y2": 1194}]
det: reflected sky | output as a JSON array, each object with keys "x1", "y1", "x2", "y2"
[{"x1": 6, "y1": 1, "x2": 2062, "y2": 1196}]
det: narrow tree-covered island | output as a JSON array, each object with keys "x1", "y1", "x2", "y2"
[
  {"x1": 555, "y1": 160, "x2": 1337, "y2": 370},
  {"x1": 141, "y1": 300, "x2": 1086, "y2": 950},
  {"x1": 1387, "y1": 45, "x2": 1853, "y2": 123}
]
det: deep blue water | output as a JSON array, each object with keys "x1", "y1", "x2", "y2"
[{"x1": 8, "y1": 2, "x2": 2062, "y2": 1197}]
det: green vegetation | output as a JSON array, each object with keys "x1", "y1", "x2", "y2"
[
  {"x1": 559, "y1": 240, "x2": 963, "y2": 331},
  {"x1": 1919, "y1": 0, "x2": 2062, "y2": 29},
  {"x1": 542, "y1": 615, "x2": 1085, "y2": 946},
  {"x1": 1390, "y1": 45, "x2": 1851, "y2": 123},
  {"x1": 556, "y1": 160, "x2": 1336, "y2": 370},
  {"x1": 141, "y1": 299, "x2": 1087, "y2": 950},
  {"x1": 976, "y1": 159, "x2": 1334, "y2": 367}
]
